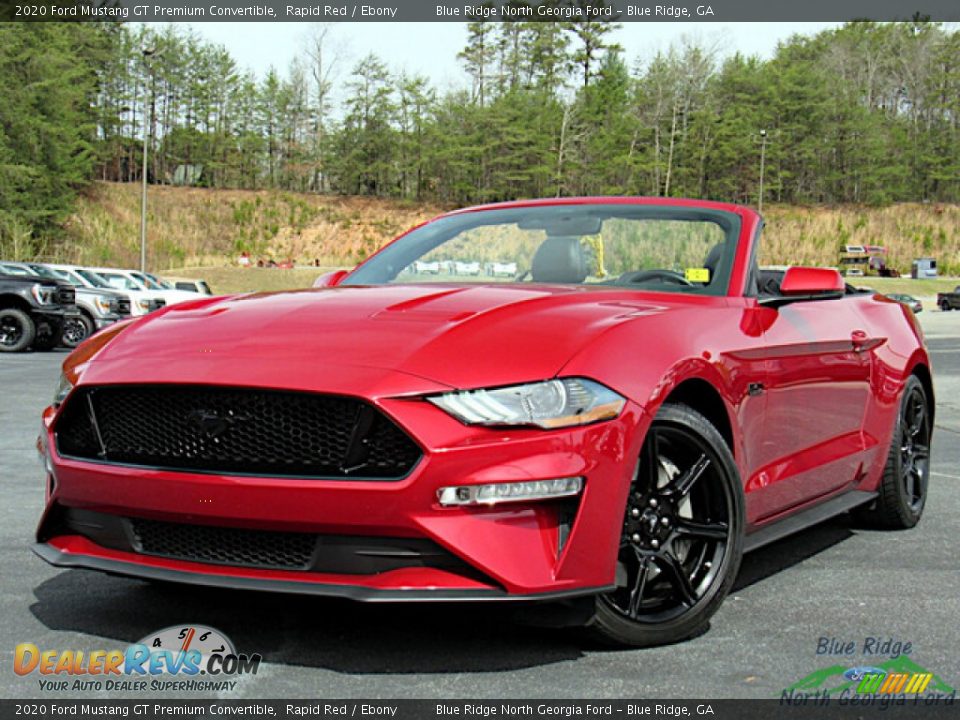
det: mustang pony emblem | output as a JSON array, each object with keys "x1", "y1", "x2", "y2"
[{"x1": 187, "y1": 409, "x2": 246, "y2": 438}]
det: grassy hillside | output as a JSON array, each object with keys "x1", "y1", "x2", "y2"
[
  {"x1": 761, "y1": 203, "x2": 960, "y2": 277},
  {"x1": 61, "y1": 182, "x2": 446, "y2": 270},
  {"x1": 57, "y1": 183, "x2": 960, "y2": 283}
]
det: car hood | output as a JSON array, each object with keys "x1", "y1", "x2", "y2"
[
  {"x1": 79, "y1": 284, "x2": 672, "y2": 392},
  {"x1": 0, "y1": 273, "x2": 62, "y2": 288}
]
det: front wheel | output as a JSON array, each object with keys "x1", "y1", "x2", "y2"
[
  {"x1": 61, "y1": 314, "x2": 93, "y2": 348},
  {"x1": 588, "y1": 403, "x2": 744, "y2": 647},
  {"x1": 0, "y1": 308, "x2": 36, "y2": 352}
]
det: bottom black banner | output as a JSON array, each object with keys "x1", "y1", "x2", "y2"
[{"x1": 2, "y1": 699, "x2": 957, "y2": 720}]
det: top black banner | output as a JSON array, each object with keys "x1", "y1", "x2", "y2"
[{"x1": 3, "y1": 0, "x2": 959, "y2": 22}]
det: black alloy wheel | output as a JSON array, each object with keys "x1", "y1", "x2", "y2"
[
  {"x1": 858, "y1": 375, "x2": 932, "y2": 529},
  {"x1": 899, "y1": 383, "x2": 931, "y2": 514},
  {"x1": 62, "y1": 314, "x2": 93, "y2": 348},
  {"x1": 0, "y1": 308, "x2": 35, "y2": 353},
  {"x1": 590, "y1": 403, "x2": 744, "y2": 646}
]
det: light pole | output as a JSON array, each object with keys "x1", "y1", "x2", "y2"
[
  {"x1": 140, "y1": 47, "x2": 157, "y2": 273},
  {"x1": 757, "y1": 128, "x2": 767, "y2": 214}
]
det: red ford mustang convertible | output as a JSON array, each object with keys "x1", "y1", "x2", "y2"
[{"x1": 35, "y1": 198, "x2": 934, "y2": 646}]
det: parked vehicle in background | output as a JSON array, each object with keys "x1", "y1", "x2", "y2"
[
  {"x1": 137, "y1": 271, "x2": 207, "y2": 295},
  {"x1": 0, "y1": 262, "x2": 131, "y2": 347},
  {"x1": 164, "y1": 276, "x2": 213, "y2": 295},
  {"x1": 47, "y1": 265, "x2": 164, "y2": 316},
  {"x1": 412, "y1": 260, "x2": 441, "y2": 274},
  {"x1": 88, "y1": 267, "x2": 201, "y2": 306},
  {"x1": 936, "y1": 286, "x2": 960, "y2": 311},
  {"x1": 912, "y1": 258, "x2": 938, "y2": 279},
  {"x1": 885, "y1": 293, "x2": 923, "y2": 314},
  {"x1": 453, "y1": 261, "x2": 481, "y2": 276},
  {"x1": 838, "y1": 244, "x2": 895, "y2": 277},
  {"x1": 0, "y1": 272, "x2": 77, "y2": 352},
  {"x1": 487, "y1": 261, "x2": 518, "y2": 277}
]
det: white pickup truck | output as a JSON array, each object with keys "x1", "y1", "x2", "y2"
[
  {"x1": 48, "y1": 265, "x2": 165, "y2": 316},
  {"x1": 88, "y1": 268, "x2": 201, "y2": 307}
]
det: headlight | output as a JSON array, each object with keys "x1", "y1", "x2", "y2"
[
  {"x1": 31, "y1": 283, "x2": 57, "y2": 305},
  {"x1": 137, "y1": 298, "x2": 150, "y2": 310},
  {"x1": 428, "y1": 378, "x2": 625, "y2": 429},
  {"x1": 53, "y1": 373, "x2": 74, "y2": 406},
  {"x1": 94, "y1": 295, "x2": 113, "y2": 314}
]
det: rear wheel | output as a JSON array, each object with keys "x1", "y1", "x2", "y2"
[
  {"x1": 0, "y1": 308, "x2": 35, "y2": 353},
  {"x1": 941, "y1": 300, "x2": 951, "y2": 312},
  {"x1": 855, "y1": 375, "x2": 931, "y2": 529},
  {"x1": 61, "y1": 313, "x2": 93, "y2": 348},
  {"x1": 589, "y1": 403, "x2": 744, "y2": 647}
]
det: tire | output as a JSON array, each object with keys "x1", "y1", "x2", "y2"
[
  {"x1": 940, "y1": 300, "x2": 951, "y2": 312},
  {"x1": 0, "y1": 308, "x2": 36, "y2": 353},
  {"x1": 32, "y1": 319, "x2": 62, "y2": 351},
  {"x1": 855, "y1": 375, "x2": 931, "y2": 529},
  {"x1": 61, "y1": 313, "x2": 94, "y2": 349},
  {"x1": 587, "y1": 403, "x2": 745, "y2": 647}
]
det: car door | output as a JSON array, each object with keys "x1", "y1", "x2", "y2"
[{"x1": 751, "y1": 298, "x2": 875, "y2": 520}]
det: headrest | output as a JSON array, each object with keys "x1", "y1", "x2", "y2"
[
  {"x1": 704, "y1": 243, "x2": 725, "y2": 275},
  {"x1": 531, "y1": 236, "x2": 588, "y2": 284}
]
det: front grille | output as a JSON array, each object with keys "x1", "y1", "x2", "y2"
[
  {"x1": 116, "y1": 297, "x2": 131, "y2": 315},
  {"x1": 57, "y1": 286, "x2": 75, "y2": 306},
  {"x1": 55, "y1": 385, "x2": 422, "y2": 479},
  {"x1": 132, "y1": 518, "x2": 316, "y2": 569},
  {"x1": 151, "y1": 299, "x2": 166, "y2": 310}
]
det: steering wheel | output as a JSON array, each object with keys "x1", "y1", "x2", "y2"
[{"x1": 616, "y1": 269, "x2": 694, "y2": 286}]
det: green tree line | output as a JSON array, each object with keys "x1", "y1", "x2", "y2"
[{"x1": 1, "y1": 19, "x2": 958, "y2": 258}]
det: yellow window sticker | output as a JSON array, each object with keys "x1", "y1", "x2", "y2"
[{"x1": 685, "y1": 267, "x2": 711, "y2": 283}]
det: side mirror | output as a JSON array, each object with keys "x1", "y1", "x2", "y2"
[
  {"x1": 761, "y1": 267, "x2": 844, "y2": 307},
  {"x1": 313, "y1": 269, "x2": 349, "y2": 288}
]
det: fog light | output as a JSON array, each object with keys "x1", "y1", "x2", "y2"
[{"x1": 437, "y1": 477, "x2": 583, "y2": 507}]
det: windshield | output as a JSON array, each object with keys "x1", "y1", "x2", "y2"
[
  {"x1": 0, "y1": 263, "x2": 35, "y2": 277},
  {"x1": 131, "y1": 271, "x2": 162, "y2": 290},
  {"x1": 344, "y1": 204, "x2": 740, "y2": 296},
  {"x1": 28, "y1": 264, "x2": 60, "y2": 280},
  {"x1": 47, "y1": 268, "x2": 84, "y2": 287},
  {"x1": 76, "y1": 269, "x2": 113, "y2": 289},
  {"x1": 94, "y1": 271, "x2": 141, "y2": 291},
  {"x1": 145, "y1": 272, "x2": 174, "y2": 290}
]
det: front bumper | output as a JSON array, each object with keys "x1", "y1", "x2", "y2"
[
  {"x1": 35, "y1": 308, "x2": 81, "y2": 322},
  {"x1": 93, "y1": 314, "x2": 122, "y2": 330},
  {"x1": 36, "y1": 392, "x2": 647, "y2": 600},
  {"x1": 32, "y1": 540, "x2": 610, "y2": 602}
]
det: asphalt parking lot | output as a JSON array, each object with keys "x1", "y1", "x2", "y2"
[{"x1": 1, "y1": 312, "x2": 958, "y2": 700}]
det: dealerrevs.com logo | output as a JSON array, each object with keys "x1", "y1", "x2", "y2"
[{"x1": 14, "y1": 625, "x2": 262, "y2": 693}]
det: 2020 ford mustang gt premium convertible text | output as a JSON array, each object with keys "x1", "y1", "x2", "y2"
[{"x1": 34, "y1": 198, "x2": 934, "y2": 646}]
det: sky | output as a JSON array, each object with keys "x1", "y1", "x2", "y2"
[{"x1": 189, "y1": 21, "x2": 841, "y2": 91}]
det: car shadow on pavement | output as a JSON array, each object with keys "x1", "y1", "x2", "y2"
[
  {"x1": 733, "y1": 515, "x2": 855, "y2": 591},
  {"x1": 29, "y1": 515, "x2": 857, "y2": 671},
  {"x1": 29, "y1": 571, "x2": 584, "y2": 673}
]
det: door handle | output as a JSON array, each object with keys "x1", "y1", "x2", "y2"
[{"x1": 851, "y1": 329, "x2": 868, "y2": 352}]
